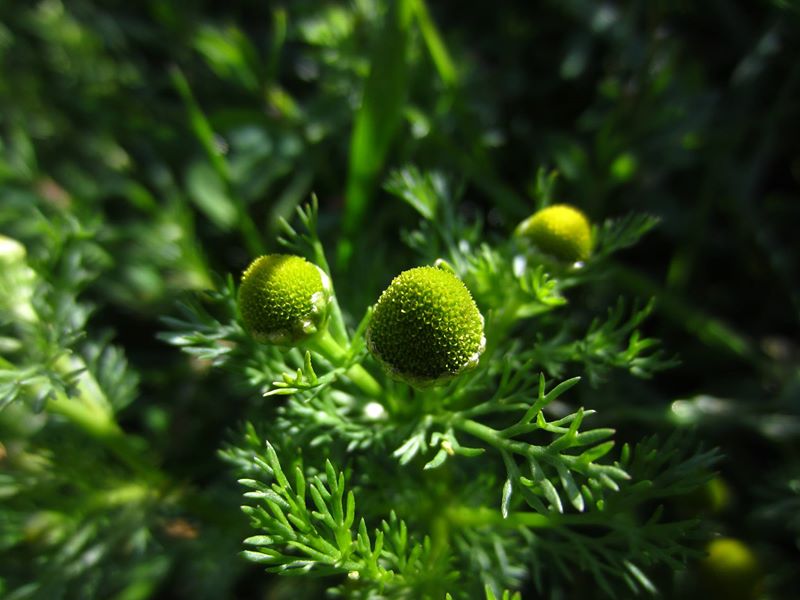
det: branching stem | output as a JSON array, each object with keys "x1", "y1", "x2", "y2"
[
  {"x1": 48, "y1": 392, "x2": 166, "y2": 487},
  {"x1": 446, "y1": 505, "x2": 553, "y2": 529},
  {"x1": 305, "y1": 329, "x2": 383, "y2": 398},
  {"x1": 48, "y1": 354, "x2": 168, "y2": 488},
  {"x1": 450, "y1": 415, "x2": 540, "y2": 460}
]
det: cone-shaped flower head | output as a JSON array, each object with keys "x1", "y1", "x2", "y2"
[
  {"x1": 367, "y1": 266, "x2": 485, "y2": 387},
  {"x1": 516, "y1": 204, "x2": 592, "y2": 263},
  {"x1": 238, "y1": 254, "x2": 331, "y2": 345}
]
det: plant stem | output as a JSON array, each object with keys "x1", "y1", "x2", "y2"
[
  {"x1": 49, "y1": 354, "x2": 168, "y2": 488},
  {"x1": 446, "y1": 505, "x2": 553, "y2": 529},
  {"x1": 446, "y1": 505, "x2": 611, "y2": 529},
  {"x1": 451, "y1": 415, "x2": 534, "y2": 458},
  {"x1": 610, "y1": 263, "x2": 757, "y2": 363},
  {"x1": 48, "y1": 392, "x2": 165, "y2": 487},
  {"x1": 305, "y1": 329, "x2": 383, "y2": 398},
  {"x1": 85, "y1": 482, "x2": 156, "y2": 511}
]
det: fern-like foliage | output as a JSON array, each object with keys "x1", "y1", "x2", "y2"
[
  {"x1": 0, "y1": 218, "x2": 171, "y2": 599},
  {"x1": 169, "y1": 175, "x2": 716, "y2": 599},
  {"x1": 239, "y1": 441, "x2": 455, "y2": 599}
]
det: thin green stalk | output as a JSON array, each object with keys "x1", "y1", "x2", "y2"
[
  {"x1": 446, "y1": 504, "x2": 614, "y2": 529},
  {"x1": 309, "y1": 239, "x2": 349, "y2": 344},
  {"x1": 446, "y1": 505, "x2": 553, "y2": 529},
  {"x1": 170, "y1": 66, "x2": 265, "y2": 257},
  {"x1": 48, "y1": 392, "x2": 165, "y2": 487},
  {"x1": 267, "y1": 8, "x2": 288, "y2": 84},
  {"x1": 412, "y1": 0, "x2": 458, "y2": 88},
  {"x1": 610, "y1": 263, "x2": 759, "y2": 363},
  {"x1": 338, "y1": 0, "x2": 415, "y2": 268},
  {"x1": 84, "y1": 482, "x2": 156, "y2": 512},
  {"x1": 48, "y1": 355, "x2": 168, "y2": 488},
  {"x1": 305, "y1": 329, "x2": 383, "y2": 398},
  {"x1": 451, "y1": 415, "x2": 533, "y2": 459},
  {"x1": 47, "y1": 359, "x2": 241, "y2": 529}
]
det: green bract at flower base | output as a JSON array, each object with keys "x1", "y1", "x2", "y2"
[
  {"x1": 238, "y1": 254, "x2": 332, "y2": 345},
  {"x1": 366, "y1": 265, "x2": 485, "y2": 387},
  {"x1": 515, "y1": 204, "x2": 593, "y2": 263}
]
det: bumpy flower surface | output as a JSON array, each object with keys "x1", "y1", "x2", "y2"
[
  {"x1": 366, "y1": 266, "x2": 485, "y2": 386},
  {"x1": 238, "y1": 254, "x2": 330, "y2": 345},
  {"x1": 517, "y1": 204, "x2": 592, "y2": 262}
]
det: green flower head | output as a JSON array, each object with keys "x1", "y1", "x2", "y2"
[
  {"x1": 238, "y1": 254, "x2": 331, "y2": 345},
  {"x1": 700, "y1": 538, "x2": 762, "y2": 600},
  {"x1": 366, "y1": 265, "x2": 485, "y2": 387},
  {"x1": 516, "y1": 204, "x2": 593, "y2": 263}
]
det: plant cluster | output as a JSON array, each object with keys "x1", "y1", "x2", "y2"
[
  {"x1": 163, "y1": 186, "x2": 714, "y2": 598},
  {"x1": 1, "y1": 1, "x2": 799, "y2": 599}
]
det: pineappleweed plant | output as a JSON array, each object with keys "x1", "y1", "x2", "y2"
[{"x1": 165, "y1": 169, "x2": 717, "y2": 599}]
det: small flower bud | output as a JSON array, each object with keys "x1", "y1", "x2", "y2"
[
  {"x1": 366, "y1": 266, "x2": 485, "y2": 387},
  {"x1": 0, "y1": 235, "x2": 27, "y2": 263},
  {"x1": 0, "y1": 234, "x2": 37, "y2": 323},
  {"x1": 516, "y1": 204, "x2": 592, "y2": 263},
  {"x1": 699, "y1": 538, "x2": 762, "y2": 600},
  {"x1": 237, "y1": 254, "x2": 331, "y2": 345}
]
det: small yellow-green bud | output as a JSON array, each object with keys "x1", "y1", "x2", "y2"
[
  {"x1": 0, "y1": 234, "x2": 37, "y2": 323},
  {"x1": 237, "y1": 254, "x2": 331, "y2": 345},
  {"x1": 699, "y1": 538, "x2": 762, "y2": 600},
  {"x1": 0, "y1": 235, "x2": 27, "y2": 264},
  {"x1": 516, "y1": 204, "x2": 592, "y2": 263},
  {"x1": 676, "y1": 476, "x2": 732, "y2": 518},
  {"x1": 366, "y1": 266, "x2": 485, "y2": 387}
]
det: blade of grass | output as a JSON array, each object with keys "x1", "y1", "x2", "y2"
[
  {"x1": 611, "y1": 263, "x2": 759, "y2": 365},
  {"x1": 412, "y1": 0, "x2": 458, "y2": 88},
  {"x1": 170, "y1": 66, "x2": 229, "y2": 182},
  {"x1": 170, "y1": 66, "x2": 265, "y2": 257},
  {"x1": 267, "y1": 8, "x2": 288, "y2": 84},
  {"x1": 338, "y1": 0, "x2": 415, "y2": 268}
]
